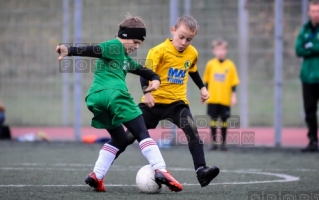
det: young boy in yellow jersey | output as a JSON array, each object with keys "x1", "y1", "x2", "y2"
[
  {"x1": 108, "y1": 15, "x2": 220, "y2": 187},
  {"x1": 203, "y1": 39, "x2": 240, "y2": 151}
]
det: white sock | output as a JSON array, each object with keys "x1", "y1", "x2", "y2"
[
  {"x1": 93, "y1": 143, "x2": 119, "y2": 180},
  {"x1": 139, "y1": 138, "x2": 167, "y2": 172}
]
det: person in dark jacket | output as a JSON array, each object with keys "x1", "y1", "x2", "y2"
[{"x1": 295, "y1": 0, "x2": 319, "y2": 152}]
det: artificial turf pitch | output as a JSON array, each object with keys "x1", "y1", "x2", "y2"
[{"x1": 0, "y1": 141, "x2": 318, "y2": 200}]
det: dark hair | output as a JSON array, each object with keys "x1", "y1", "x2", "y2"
[{"x1": 118, "y1": 13, "x2": 146, "y2": 28}]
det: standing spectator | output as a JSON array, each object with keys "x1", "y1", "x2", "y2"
[
  {"x1": 295, "y1": 0, "x2": 319, "y2": 152},
  {"x1": 203, "y1": 39, "x2": 239, "y2": 151}
]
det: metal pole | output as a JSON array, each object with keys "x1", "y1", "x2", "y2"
[
  {"x1": 302, "y1": 0, "x2": 308, "y2": 24},
  {"x1": 238, "y1": 0, "x2": 249, "y2": 128},
  {"x1": 62, "y1": 0, "x2": 70, "y2": 126},
  {"x1": 170, "y1": 0, "x2": 179, "y2": 35},
  {"x1": 169, "y1": 0, "x2": 179, "y2": 146},
  {"x1": 74, "y1": 0, "x2": 83, "y2": 141},
  {"x1": 274, "y1": 0, "x2": 283, "y2": 147},
  {"x1": 184, "y1": 0, "x2": 191, "y2": 15}
]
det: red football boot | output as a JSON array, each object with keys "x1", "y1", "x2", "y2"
[
  {"x1": 155, "y1": 169, "x2": 183, "y2": 192},
  {"x1": 85, "y1": 172, "x2": 106, "y2": 192}
]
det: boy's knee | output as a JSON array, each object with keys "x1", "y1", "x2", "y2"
[
  {"x1": 126, "y1": 133, "x2": 136, "y2": 145},
  {"x1": 108, "y1": 138, "x2": 132, "y2": 151}
]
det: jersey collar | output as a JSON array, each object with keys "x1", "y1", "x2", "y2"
[{"x1": 165, "y1": 38, "x2": 186, "y2": 54}]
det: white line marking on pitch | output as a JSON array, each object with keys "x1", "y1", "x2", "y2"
[
  {"x1": 9, "y1": 163, "x2": 94, "y2": 167},
  {"x1": 0, "y1": 166, "x2": 314, "y2": 174},
  {"x1": 0, "y1": 167, "x2": 129, "y2": 171},
  {"x1": 0, "y1": 184, "x2": 135, "y2": 187},
  {"x1": 0, "y1": 169, "x2": 299, "y2": 187},
  {"x1": 3, "y1": 164, "x2": 317, "y2": 172}
]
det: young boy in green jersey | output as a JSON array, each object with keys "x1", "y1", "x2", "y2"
[{"x1": 56, "y1": 14, "x2": 183, "y2": 192}]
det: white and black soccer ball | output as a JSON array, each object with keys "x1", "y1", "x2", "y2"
[{"x1": 136, "y1": 164, "x2": 162, "y2": 194}]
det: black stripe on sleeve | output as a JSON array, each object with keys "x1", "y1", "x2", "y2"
[
  {"x1": 67, "y1": 45, "x2": 102, "y2": 58},
  {"x1": 189, "y1": 71, "x2": 205, "y2": 89}
]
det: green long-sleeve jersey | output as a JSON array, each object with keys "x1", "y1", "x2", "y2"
[{"x1": 295, "y1": 20, "x2": 319, "y2": 83}]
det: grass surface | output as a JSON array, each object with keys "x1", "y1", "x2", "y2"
[{"x1": 0, "y1": 141, "x2": 318, "y2": 200}]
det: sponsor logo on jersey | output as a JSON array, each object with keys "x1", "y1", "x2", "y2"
[
  {"x1": 214, "y1": 73, "x2": 225, "y2": 82},
  {"x1": 167, "y1": 67, "x2": 186, "y2": 84}
]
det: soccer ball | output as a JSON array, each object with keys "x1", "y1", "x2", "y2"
[{"x1": 136, "y1": 164, "x2": 162, "y2": 194}]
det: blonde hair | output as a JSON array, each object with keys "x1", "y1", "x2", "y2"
[
  {"x1": 174, "y1": 15, "x2": 199, "y2": 33},
  {"x1": 212, "y1": 39, "x2": 228, "y2": 48},
  {"x1": 118, "y1": 13, "x2": 146, "y2": 28}
]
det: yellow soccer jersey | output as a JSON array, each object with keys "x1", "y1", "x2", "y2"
[
  {"x1": 203, "y1": 58, "x2": 240, "y2": 106},
  {"x1": 141, "y1": 38, "x2": 198, "y2": 104}
]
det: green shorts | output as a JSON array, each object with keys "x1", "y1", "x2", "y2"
[{"x1": 86, "y1": 89, "x2": 142, "y2": 129}]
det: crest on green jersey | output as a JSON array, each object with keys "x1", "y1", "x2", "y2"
[{"x1": 123, "y1": 60, "x2": 129, "y2": 70}]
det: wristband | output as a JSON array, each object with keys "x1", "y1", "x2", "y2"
[{"x1": 142, "y1": 86, "x2": 150, "y2": 94}]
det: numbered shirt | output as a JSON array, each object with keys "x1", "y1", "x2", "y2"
[
  {"x1": 142, "y1": 38, "x2": 198, "y2": 104},
  {"x1": 203, "y1": 58, "x2": 240, "y2": 106},
  {"x1": 87, "y1": 38, "x2": 139, "y2": 96}
]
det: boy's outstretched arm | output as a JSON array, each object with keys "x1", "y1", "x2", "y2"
[
  {"x1": 56, "y1": 45, "x2": 102, "y2": 60},
  {"x1": 128, "y1": 66, "x2": 160, "y2": 93},
  {"x1": 189, "y1": 71, "x2": 210, "y2": 102},
  {"x1": 128, "y1": 65, "x2": 160, "y2": 84}
]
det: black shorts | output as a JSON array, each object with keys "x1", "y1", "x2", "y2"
[
  {"x1": 138, "y1": 100, "x2": 189, "y2": 129},
  {"x1": 207, "y1": 103, "x2": 230, "y2": 121}
]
